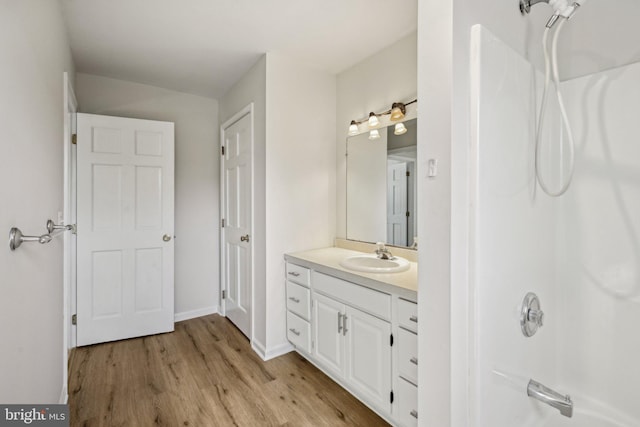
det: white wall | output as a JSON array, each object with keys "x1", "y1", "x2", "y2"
[
  {"x1": 219, "y1": 56, "x2": 268, "y2": 349},
  {"x1": 0, "y1": 0, "x2": 74, "y2": 403},
  {"x1": 558, "y1": 61, "x2": 640, "y2": 423},
  {"x1": 264, "y1": 53, "x2": 336, "y2": 352},
  {"x1": 336, "y1": 32, "x2": 417, "y2": 240},
  {"x1": 76, "y1": 73, "x2": 220, "y2": 319},
  {"x1": 219, "y1": 54, "x2": 335, "y2": 356}
]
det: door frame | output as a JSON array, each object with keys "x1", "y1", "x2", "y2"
[
  {"x1": 219, "y1": 103, "x2": 255, "y2": 340},
  {"x1": 62, "y1": 72, "x2": 77, "y2": 403}
]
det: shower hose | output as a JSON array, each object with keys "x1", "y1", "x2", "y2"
[{"x1": 535, "y1": 16, "x2": 576, "y2": 197}]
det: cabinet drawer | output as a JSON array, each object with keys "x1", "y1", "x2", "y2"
[
  {"x1": 287, "y1": 311, "x2": 311, "y2": 353},
  {"x1": 397, "y1": 327, "x2": 418, "y2": 385},
  {"x1": 313, "y1": 272, "x2": 391, "y2": 320},
  {"x1": 286, "y1": 281, "x2": 311, "y2": 320},
  {"x1": 398, "y1": 298, "x2": 418, "y2": 332},
  {"x1": 286, "y1": 262, "x2": 311, "y2": 287},
  {"x1": 394, "y1": 377, "x2": 418, "y2": 427}
]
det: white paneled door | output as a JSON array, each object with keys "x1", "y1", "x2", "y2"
[
  {"x1": 221, "y1": 108, "x2": 253, "y2": 339},
  {"x1": 76, "y1": 113, "x2": 175, "y2": 347},
  {"x1": 387, "y1": 162, "x2": 408, "y2": 246}
]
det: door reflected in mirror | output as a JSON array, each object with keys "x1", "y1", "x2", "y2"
[{"x1": 346, "y1": 119, "x2": 417, "y2": 249}]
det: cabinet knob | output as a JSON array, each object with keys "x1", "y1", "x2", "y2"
[{"x1": 163, "y1": 234, "x2": 172, "y2": 242}]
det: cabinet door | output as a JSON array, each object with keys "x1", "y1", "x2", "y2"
[
  {"x1": 344, "y1": 306, "x2": 392, "y2": 412},
  {"x1": 313, "y1": 293, "x2": 344, "y2": 377}
]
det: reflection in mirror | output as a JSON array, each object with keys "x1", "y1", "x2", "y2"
[{"x1": 346, "y1": 119, "x2": 417, "y2": 249}]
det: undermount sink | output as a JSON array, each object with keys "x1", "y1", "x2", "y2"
[{"x1": 339, "y1": 254, "x2": 410, "y2": 274}]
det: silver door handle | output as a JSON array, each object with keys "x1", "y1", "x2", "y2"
[
  {"x1": 289, "y1": 328, "x2": 300, "y2": 336},
  {"x1": 163, "y1": 234, "x2": 172, "y2": 242},
  {"x1": 288, "y1": 297, "x2": 300, "y2": 303},
  {"x1": 240, "y1": 234, "x2": 250, "y2": 242},
  {"x1": 338, "y1": 312, "x2": 343, "y2": 333},
  {"x1": 409, "y1": 315, "x2": 418, "y2": 323},
  {"x1": 410, "y1": 357, "x2": 418, "y2": 365}
]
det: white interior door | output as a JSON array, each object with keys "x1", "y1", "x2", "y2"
[
  {"x1": 387, "y1": 162, "x2": 408, "y2": 246},
  {"x1": 76, "y1": 113, "x2": 175, "y2": 347},
  {"x1": 221, "y1": 110, "x2": 252, "y2": 338}
]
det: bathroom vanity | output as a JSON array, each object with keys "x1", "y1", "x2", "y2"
[{"x1": 284, "y1": 246, "x2": 418, "y2": 427}]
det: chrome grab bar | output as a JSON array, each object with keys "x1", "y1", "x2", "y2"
[{"x1": 527, "y1": 379, "x2": 573, "y2": 417}]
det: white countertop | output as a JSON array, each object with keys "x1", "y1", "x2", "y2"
[{"x1": 285, "y1": 247, "x2": 418, "y2": 301}]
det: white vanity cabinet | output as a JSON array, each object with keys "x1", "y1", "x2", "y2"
[
  {"x1": 312, "y1": 283, "x2": 392, "y2": 412},
  {"x1": 284, "y1": 254, "x2": 418, "y2": 427},
  {"x1": 285, "y1": 263, "x2": 312, "y2": 354},
  {"x1": 394, "y1": 299, "x2": 418, "y2": 426}
]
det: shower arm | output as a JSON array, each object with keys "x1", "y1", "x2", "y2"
[{"x1": 520, "y1": 0, "x2": 550, "y2": 15}]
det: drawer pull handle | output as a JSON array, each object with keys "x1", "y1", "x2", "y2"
[
  {"x1": 409, "y1": 315, "x2": 418, "y2": 323},
  {"x1": 342, "y1": 314, "x2": 348, "y2": 336},
  {"x1": 288, "y1": 297, "x2": 300, "y2": 303},
  {"x1": 410, "y1": 357, "x2": 418, "y2": 365},
  {"x1": 288, "y1": 271, "x2": 300, "y2": 277},
  {"x1": 338, "y1": 312, "x2": 343, "y2": 333},
  {"x1": 410, "y1": 410, "x2": 418, "y2": 419},
  {"x1": 289, "y1": 328, "x2": 300, "y2": 336}
]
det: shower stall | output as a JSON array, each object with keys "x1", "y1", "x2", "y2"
[{"x1": 459, "y1": 2, "x2": 640, "y2": 425}]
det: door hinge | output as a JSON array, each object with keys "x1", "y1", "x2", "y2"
[
  {"x1": 221, "y1": 218, "x2": 225, "y2": 228},
  {"x1": 312, "y1": 340, "x2": 315, "y2": 349},
  {"x1": 222, "y1": 290, "x2": 226, "y2": 299},
  {"x1": 406, "y1": 170, "x2": 410, "y2": 177},
  {"x1": 406, "y1": 211, "x2": 410, "y2": 217},
  {"x1": 71, "y1": 134, "x2": 77, "y2": 145},
  {"x1": 71, "y1": 314, "x2": 77, "y2": 325},
  {"x1": 390, "y1": 333, "x2": 394, "y2": 346},
  {"x1": 390, "y1": 390, "x2": 394, "y2": 404},
  {"x1": 221, "y1": 146, "x2": 225, "y2": 155}
]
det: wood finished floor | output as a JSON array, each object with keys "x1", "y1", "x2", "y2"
[{"x1": 69, "y1": 314, "x2": 389, "y2": 426}]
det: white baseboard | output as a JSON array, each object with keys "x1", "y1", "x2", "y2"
[
  {"x1": 251, "y1": 339, "x2": 294, "y2": 361},
  {"x1": 174, "y1": 305, "x2": 219, "y2": 322},
  {"x1": 58, "y1": 385, "x2": 68, "y2": 404}
]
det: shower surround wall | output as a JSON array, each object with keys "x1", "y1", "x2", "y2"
[
  {"x1": 469, "y1": 25, "x2": 640, "y2": 426},
  {"x1": 558, "y1": 61, "x2": 640, "y2": 423}
]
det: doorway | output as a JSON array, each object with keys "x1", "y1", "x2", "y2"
[{"x1": 220, "y1": 104, "x2": 254, "y2": 339}]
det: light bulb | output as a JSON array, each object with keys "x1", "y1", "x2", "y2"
[
  {"x1": 348, "y1": 120, "x2": 358, "y2": 136},
  {"x1": 394, "y1": 122, "x2": 407, "y2": 135},
  {"x1": 369, "y1": 129, "x2": 380, "y2": 140},
  {"x1": 368, "y1": 112, "x2": 379, "y2": 128}
]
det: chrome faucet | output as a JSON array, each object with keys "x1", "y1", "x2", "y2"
[
  {"x1": 527, "y1": 379, "x2": 573, "y2": 418},
  {"x1": 375, "y1": 242, "x2": 394, "y2": 260}
]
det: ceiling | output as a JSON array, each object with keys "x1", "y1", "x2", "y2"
[{"x1": 60, "y1": 0, "x2": 418, "y2": 99}]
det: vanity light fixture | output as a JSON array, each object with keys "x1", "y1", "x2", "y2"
[
  {"x1": 348, "y1": 120, "x2": 359, "y2": 136},
  {"x1": 368, "y1": 129, "x2": 380, "y2": 140},
  {"x1": 394, "y1": 122, "x2": 407, "y2": 135},
  {"x1": 368, "y1": 112, "x2": 380, "y2": 128},
  {"x1": 390, "y1": 102, "x2": 406, "y2": 121},
  {"x1": 347, "y1": 99, "x2": 417, "y2": 135}
]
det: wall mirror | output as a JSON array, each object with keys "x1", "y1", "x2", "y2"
[{"x1": 346, "y1": 118, "x2": 417, "y2": 248}]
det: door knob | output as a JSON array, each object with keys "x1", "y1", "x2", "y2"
[
  {"x1": 240, "y1": 234, "x2": 250, "y2": 242},
  {"x1": 163, "y1": 234, "x2": 172, "y2": 242}
]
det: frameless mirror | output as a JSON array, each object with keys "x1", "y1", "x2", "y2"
[{"x1": 346, "y1": 119, "x2": 417, "y2": 248}]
